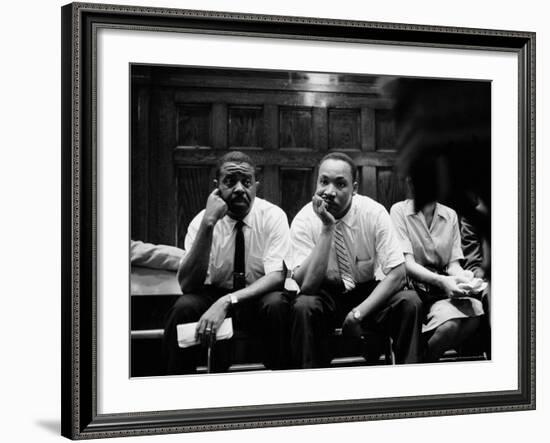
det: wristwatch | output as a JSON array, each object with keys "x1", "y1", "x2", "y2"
[{"x1": 352, "y1": 308, "x2": 362, "y2": 321}]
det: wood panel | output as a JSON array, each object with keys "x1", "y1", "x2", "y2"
[
  {"x1": 361, "y1": 107, "x2": 375, "y2": 151},
  {"x1": 264, "y1": 104, "x2": 279, "y2": 150},
  {"x1": 134, "y1": 66, "x2": 381, "y2": 94},
  {"x1": 175, "y1": 90, "x2": 388, "y2": 108},
  {"x1": 176, "y1": 167, "x2": 212, "y2": 248},
  {"x1": 328, "y1": 108, "x2": 361, "y2": 151},
  {"x1": 259, "y1": 165, "x2": 279, "y2": 205},
  {"x1": 131, "y1": 85, "x2": 149, "y2": 241},
  {"x1": 211, "y1": 103, "x2": 227, "y2": 150},
  {"x1": 375, "y1": 109, "x2": 396, "y2": 150},
  {"x1": 228, "y1": 105, "x2": 263, "y2": 148},
  {"x1": 175, "y1": 148, "x2": 397, "y2": 168},
  {"x1": 360, "y1": 166, "x2": 377, "y2": 200},
  {"x1": 151, "y1": 90, "x2": 178, "y2": 245},
  {"x1": 176, "y1": 104, "x2": 211, "y2": 147},
  {"x1": 132, "y1": 66, "x2": 399, "y2": 250},
  {"x1": 280, "y1": 168, "x2": 314, "y2": 224},
  {"x1": 312, "y1": 107, "x2": 328, "y2": 152},
  {"x1": 279, "y1": 107, "x2": 313, "y2": 149},
  {"x1": 376, "y1": 166, "x2": 407, "y2": 211}
]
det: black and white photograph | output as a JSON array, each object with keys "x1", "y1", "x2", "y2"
[
  {"x1": 130, "y1": 65, "x2": 492, "y2": 377},
  {"x1": 4, "y1": 0, "x2": 549, "y2": 442},
  {"x1": 53, "y1": 1, "x2": 539, "y2": 440}
]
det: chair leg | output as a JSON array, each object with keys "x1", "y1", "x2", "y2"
[{"x1": 384, "y1": 336, "x2": 395, "y2": 365}]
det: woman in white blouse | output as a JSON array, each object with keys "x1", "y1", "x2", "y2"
[{"x1": 390, "y1": 198, "x2": 485, "y2": 361}]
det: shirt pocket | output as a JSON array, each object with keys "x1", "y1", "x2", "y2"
[
  {"x1": 246, "y1": 253, "x2": 265, "y2": 279},
  {"x1": 355, "y1": 257, "x2": 375, "y2": 282}
]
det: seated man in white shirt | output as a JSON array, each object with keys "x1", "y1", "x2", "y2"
[
  {"x1": 163, "y1": 151, "x2": 291, "y2": 374},
  {"x1": 289, "y1": 152, "x2": 423, "y2": 368}
]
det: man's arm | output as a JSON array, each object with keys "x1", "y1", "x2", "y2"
[
  {"x1": 292, "y1": 224, "x2": 334, "y2": 294},
  {"x1": 177, "y1": 189, "x2": 227, "y2": 292},
  {"x1": 405, "y1": 254, "x2": 466, "y2": 298},
  {"x1": 195, "y1": 270, "x2": 285, "y2": 343},
  {"x1": 177, "y1": 221, "x2": 215, "y2": 292},
  {"x1": 356, "y1": 263, "x2": 405, "y2": 318},
  {"x1": 341, "y1": 263, "x2": 405, "y2": 336},
  {"x1": 292, "y1": 196, "x2": 335, "y2": 294}
]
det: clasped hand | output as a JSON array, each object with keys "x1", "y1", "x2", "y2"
[{"x1": 438, "y1": 271, "x2": 487, "y2": 299}]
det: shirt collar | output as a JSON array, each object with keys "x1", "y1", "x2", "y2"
[
  {"x1": 337, "y1": 196, "x2": 357, "y2": 228},
  {"x1": 405, "y1": 199, "x2": 448, "y2": 220},
  {"x1": 433, "y1": 202, "x2": 448, "y2": 221}
]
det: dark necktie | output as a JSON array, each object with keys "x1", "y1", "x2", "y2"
[{"x1": 233, "y1": 220, "x2": 246, "y2": 290}]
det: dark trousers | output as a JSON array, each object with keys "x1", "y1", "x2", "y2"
[
  {"x1": 163, "y1": 287, "x2": 290, "y2": 374},
  {"x1": 289, "y1": 281, "x2": 423, "y2": 368}
]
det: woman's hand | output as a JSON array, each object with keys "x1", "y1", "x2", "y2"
[
  {"x1": 454, "y1": 270, "x2": 474, "y2": 284},
  {"x1": 437, "y1": 275, "x2": 467, "y2": 298}
]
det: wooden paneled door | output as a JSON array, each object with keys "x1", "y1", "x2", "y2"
[{"x1": 131, "y1": 66, "x2": 406, "y2": 247}]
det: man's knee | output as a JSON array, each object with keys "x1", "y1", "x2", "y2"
[
  {"x1": 167, "y1": 294, "x2": 204, "y2": 324},
  {"x1": 258, "y1": 291, "x2": 289, "y2": 316},
  {"x1": 394, "y1": 289, "x2": 422, "y2": 315},
  {"x1": 292, "y1": 294, "x2": 324, "y2": 319}
]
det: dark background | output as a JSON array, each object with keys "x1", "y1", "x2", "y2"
[{"x1": 131, "y1": 65, "x2": 407, "y2": 247}]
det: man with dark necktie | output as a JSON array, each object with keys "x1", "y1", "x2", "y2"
[
  {"x1": 288, "y1": 152, "x2": 423, "y2": 368},
  {"x1": 163, "y1": 151, "x2": 291, "y2": 374}
]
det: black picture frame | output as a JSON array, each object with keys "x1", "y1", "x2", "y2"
[{"x1": 61, "y1": 2, "x2": 536, "y2": 439}]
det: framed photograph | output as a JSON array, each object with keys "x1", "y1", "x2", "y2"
[{"x1": 61, "y1": 2, "x2": 535, "y2": 439}]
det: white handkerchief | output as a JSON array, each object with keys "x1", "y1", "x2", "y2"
[{"x1": 176, "y1": 318, "x2": 234, "y2": 348}]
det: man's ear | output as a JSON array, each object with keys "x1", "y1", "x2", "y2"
[
  {"x1": 213, "y1": 179, "x2": 219, "y2": 189},
  {"x1": 353, "y1": 181, "x2": 358, "y2": 195}
]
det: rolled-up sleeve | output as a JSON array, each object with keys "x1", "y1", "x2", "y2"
[
  {"x1": 389, "y1": 203, "x2": 414, "y2": 255},
  {"x1": 375, "y1": 209, "x2": 405, "y2": 274},
  {"x1": 183, "y1": 211, "x2": 202, "y2": 252},
  {"x1": 263, "y1": 207, "x2": 290, "y2": 275},
  {"x1": 130, "y1": 240, "x2": 186, "y2": 271},
  {"x1": 289, "y1": 208, "x2": 316, "y2": 271}
]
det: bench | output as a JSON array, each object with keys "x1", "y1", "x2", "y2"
[{"x1": 130, "y1": 266, "x2": 394, "y2": 376}]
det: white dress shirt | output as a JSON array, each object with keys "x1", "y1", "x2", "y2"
[
  {"x1": 185, "y1": 197, "x2": 290, "y2": 289},
  {"x1": 289, "y1": 194, "x2": 405, "y2": 283}
]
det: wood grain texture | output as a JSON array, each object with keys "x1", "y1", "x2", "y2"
[
  {"x1": 176, "y1": 104, "x2": 211, "y2": 147},
  {"x1": 229, "y1": 105, "x2": 264, "y2": 148},
  {"x1": 176, "y1": 167, "x2": 212, "y2": 248},
  {"x1": 153, "y1": 90, "x2": 178, "y2": 245},
  {"x1": 361, "y1": 107, "x2": 375, "y2": 151},
  {"x1": 175, "y1": 89, "x2": 387, "y2": 108},
  {"x1": 211, "y1": 103, "x2": 228, "y2": 150},
  {"x1": 312, "y1": 107, "x2": 329, "y2": 152},
  {"x1": 375, "y1": 108, "x2": 396, "y2": 151},
  {"x1": 328, "y1": 108, "x2": 361, "y2": 151},
  {"x1": 280, "y1": 168, "x2": 314, "y2": 224},
  {"x1": 174, "y1": 148, "x2": 397, "y2": 167},
  {"x1": 279, "y1": 107, "x2": 313, "y2": 149},
  {"x1": 376, "y1": 166, "x2": 407, "y2": 210},
  {"x1": 131, "y1": 85, "x2": 150, "y2": 241}
]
